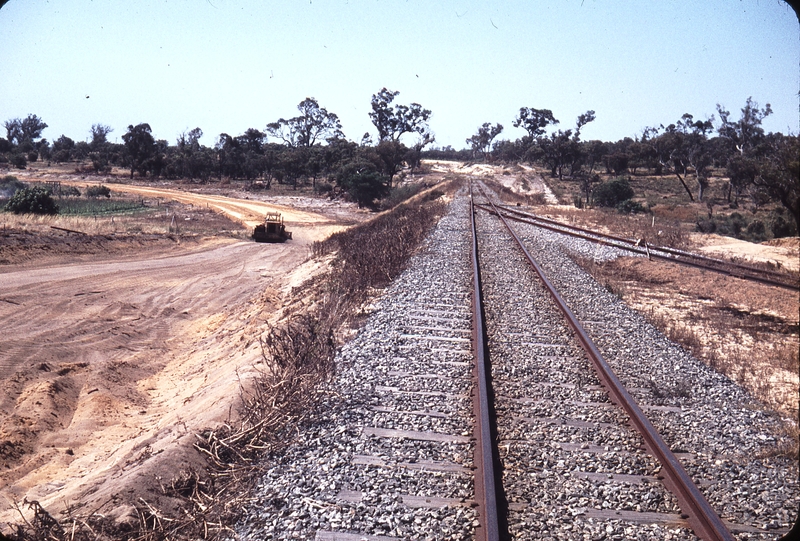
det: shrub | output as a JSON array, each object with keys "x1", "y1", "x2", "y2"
[
  {"x1": 86, "y1": 184, "x2": 111, "y2": 198},
  {"x1": 616, "y1": 199, "x2": 647, "y2": 214},
  {"x1": 746, "y1": 219, "x2": 766, "y2": 238},
  {"x1": 769, "y1": 215, "x2": 796, "y2": 238},
  {"x1": 53, "y1": 149, "x2": 71, "y2": 163},
  {"x1": 0, "y1": 175, "x2": 25, "y2": 198},
  {"x1": 10, "y1": 153, "x2": 27, "y2": 169},
  {"x1": 27, "y1": 151, "x2": 38, "y2": 163},
  {"x1": 4, "y1": 186, "x2": 59, "y2": 215},
  {"x1": 422, "y1": 189, "x2": 445, "y2": 202},
  {"x1": 337, "y1": 162, "x2": 389, "y2": 209},
  {"x1": 381, "y1": 183, "x2": 424, "y2": 209},
  {"x1": 695, "y1": 219, "x2": 716, "y2": 234},
  {"x1": 593, "y1": 177, "x2": 634, "y2": 207},
  {"x1": 316, "y1": 181, "x2": 334, "y2": 195}
]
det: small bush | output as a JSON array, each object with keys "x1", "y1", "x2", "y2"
[
  {"x1": 85, "y1": 184, "x2": 111, "y2": 198},
  {"x1": 316, "y1": 181, "x2": 334, "y2": 195},
  {"x1": 769, "y1": 213, "x2": 797, "y2": 238},
  {"x1": 746, "y1": 219, "x2": 766, "y2": 238},
  {"x1": 4, "y1": 186, "x2": 59, "y2": 215},
  {"x1": 616, "y1": 199, "x2": 647, "y2": 214},
  {"x1": 695, "y1": 219, "x2": 716, "y2": 234},
  {"x1": 422, "y1": 189, "x2": 445, "y2": 202},
  {"x1": 0, "y1": 175, "x2": 25, "y2": 198},
  {"x1": 381, "y1": 183, "x2": 424, "y2": 209},
  {"x1": 593, "y1": 177, "x2": 634, "y2": 207},
  {"x1": 27, "y1": 151, "x2": 38, "y2": 163},
  {"x1": 10, "y1": 153, "x2": 27, "y2": 169}
]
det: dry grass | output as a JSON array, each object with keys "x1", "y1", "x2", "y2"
[
  {"x1": 576, "y1": 256, "x2": 799, "y2": 436},
  {"x1": 537, "y1": 205, "x2": 690, "y2": 250}
]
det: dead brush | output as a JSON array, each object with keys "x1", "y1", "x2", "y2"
[{"x1": 545, "y1": 206, "x2": 690, "y2": 250}]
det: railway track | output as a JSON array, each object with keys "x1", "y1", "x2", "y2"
[
  {"x1": 474, "y1": 202, "x2": 799, "y2": 291},
  {"x1": 237, "y1": 184, "x2": 797, "y2": 540}
]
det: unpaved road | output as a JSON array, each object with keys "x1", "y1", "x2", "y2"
[{"x1": 0, "y1": 185, "x2": 338, "y2": 527}]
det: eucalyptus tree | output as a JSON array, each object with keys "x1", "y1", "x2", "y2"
[
  {"x1": 512, "y1": 107, "x2": 558, "y2": 139},
  {"x1": 368, "y1": 87, "x2": 432, "y2": 143},
  {"x1": 466, "y1": 123, "x2": 503, "y2": 160},
  {"x1": 267, "y1": 97, "x2": 343, "y2": 148},
  {"x1": 4, "y1": 114, "x2": 48, "y2": 149},
  {"x1": 122, "y1": 123, "x2": 156, "y2": 178}
]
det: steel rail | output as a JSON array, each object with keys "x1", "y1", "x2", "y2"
[
  {"x1": 475, "y1": 202, "x2": 799, "y2": 291},
  {"x1": 497, "y1": 203, "x2": 794, "y2": 279},
  {"x1": 476, "y1": 182, "x2": 736, "y2": 541},
  {"x1": 468, "y1": 182, "x2": 502, "y2": 541}
]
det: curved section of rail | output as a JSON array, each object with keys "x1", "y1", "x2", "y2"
[
  {"x1": 477, "y1": 182, "x2": 736, "y2": 541},
  {"x1": 469, "y1": 183, "x2": 503, "y2": 541},
  {"x1": 476, "y1": 202, "x2": 799, "y2": 291}
]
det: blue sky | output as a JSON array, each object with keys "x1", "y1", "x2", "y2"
[{"x1": 0, "y1": 0, "x2": 797, "y2": 149}]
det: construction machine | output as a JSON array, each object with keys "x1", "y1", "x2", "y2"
[{"x1": 252, "y1": 212, "x2": 292, "y2": 242}]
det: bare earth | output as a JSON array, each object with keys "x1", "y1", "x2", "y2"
[{"x1": 0, "y1": 180, "x2": 348, "y2": 529}]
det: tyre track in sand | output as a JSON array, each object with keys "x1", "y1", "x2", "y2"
[{"x1": 0, "y1": 187, "x2": 337, "y2": 527}]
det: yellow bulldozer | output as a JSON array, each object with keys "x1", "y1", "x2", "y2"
[{"x1": 252, "y1": 212, "x2": 292, "y2": 243}]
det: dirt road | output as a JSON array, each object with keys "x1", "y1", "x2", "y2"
[{"x1": 0, "y1": 185, "x2": 337, "y2": 527}]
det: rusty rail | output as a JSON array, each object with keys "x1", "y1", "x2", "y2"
[
  {"x1": 476, "y1": 202, "x2": 798, "y2": 291},
  {"x1": 50, "y1": 225, "x2": 88, "y2": 235},
  {"x1": 477, "y1": 183, "x2": 735, "y2": 541},
  {"x1": 469, "y1": 183, "x2": 503, "y2": 541}
]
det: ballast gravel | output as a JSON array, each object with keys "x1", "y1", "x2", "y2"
[
  {"x1": 236, "y1": 186, "x2": 797, "y2": 540},
  {"x1": 236, "y1": 194, "x2": 478, "y2": 540}
]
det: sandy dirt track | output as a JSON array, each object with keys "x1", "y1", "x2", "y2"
[{"x1": 0, "y1": 185, "x2": 337, "y2": 527}]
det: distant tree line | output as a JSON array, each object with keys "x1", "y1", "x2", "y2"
[
  {"x1": 0, "y1": 89, "x2": 435, "y2": 209},
  {"x1": 457, "y1": 98, "x2": 797, "y2": 230},
  {"x1": 2, "y1": 95, "x2": 796, "y2": 225}
]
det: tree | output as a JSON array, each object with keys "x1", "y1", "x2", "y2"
[
  {"x1": 641, "y1": 125, "x2": 695, "y2": 201},
  {"x1": 540, "y1": 129, "x2": 578, "y2": 179},
  {"x1": 175, "y1": 127, "x2": 208, "y2": 179},
  {"x1": 375, "y1": 140, "x2": 408, "y2": 184},
  {"x1": 513, "y1": 107, "x2": 558, "y2": 138},
  {"x1": 266, "y1": 97, "x2": 343, "y2": 148},
  {"x1": 368, "y1": 88, "x2": 432, "y2": 143},
  {"x1": 466, "y1": 123, "x2": 503, "y2": 160},
  {"x1": 337, "y1": 160, "x2": 389, "y2": 209},
  {"x1": 90, "y1": 124, "x2": 113, "y2": 150},
  {"x1": 583, "y1": 140, "x2": 608, "y2": 174},
  {"x1": 122, "y1": 123, "x2": 156, "y2": 179},
  {"x1": 4, "y1": 114, "x2": 48, "y2": 147},
  {"x1": 678, "y1": 114, "x2": 715, "y2": 200},
  {"x1": 755, "y1": 134, "x2": 799, "y2": 230},
  {"x1": 725, "y1": 154, "x2": 758, "y2": 203},
  {"x1": 52, "y1": 135, "x2": 75, "y2": 163},
  {"x1": 716, "y1": 97, "x2": 772, "y2": 156},
  {"x1": 574, "y1": 110, "x2": 596, "y2": 141}
]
